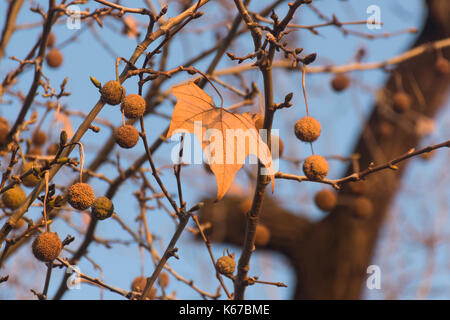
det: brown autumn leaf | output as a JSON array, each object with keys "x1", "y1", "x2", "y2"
[{"x1": 166, "y1": 82, "x2": 274, "y2": 201}]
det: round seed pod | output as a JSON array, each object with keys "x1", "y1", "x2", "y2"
[
  {"x1": 5, "y1": 210, "x2": 26, "y2": 229},
  {"x1": 32, "y1": 232, "x2": 62, "y2": 262},
  {"x1": 47, "y1": 33, "x2": 55, "y2": 48},
  {"x1": 377, "y1": 121, "x2": 394, "y2": 138},
  {"x1": 255, "y1": 224, "x2": 271, "y2": 247},
  {"x1": 392, "y1": 92, "x2": 411, "y2": 113},
  {"x1": 131, "y1": 276, "x2": 156, "y2": 300},
  {"x1": 114, "y1": 125, "x2": 139, "y2": 149},
  {"x1": 303, "y1": 155, "x2": 329, "y2": 180},
  {"x1": 40, "y1": 32, "x2": 55, "y2": 48},
  {"x1": 271, "y1": 135, "x2": 284, "y2": 159},
  {"x1": 46, "y1": 48, "x2": 63, "y2": 68},
  {"x1": 46, "y1": 143, "x2": 59, "y2": 155},
  {"x1": 352, "y1": 196, "x2": 373, "y2": 219},
  {"x1": 331, "y1": 74, "x2": 350, "y2": 92},
  {"x1": 314, "y1": 189, "x2": 337, "y2": 211},
  {"x1": 67, "y1": 182, "x2": 95, "y2": 210},
  {"x1": 216, "y1": 255, "x2": 236, "y2": 275},
  {"x1": 27, "y1": 147, "x2": 42, "y2": 156},
  {"x1": 159, "y1": 272, "x2": 169, "y2": 288},
  {"x1": 435, "y1": 57, "x2": 450, "y2": 76},
  {"x1": 0, "y1": 117, "x2": 9, "y2": 129},
  {"x1": 91, "y1": 196, "x2": 114, "y2": 220},
  {"x1": 294, "y1": 116, "x2": 321, "y2": 142},
  {"x1": 347, "y1": 181, "x2": 367, "y2": 195},
  {"x1": 46, "y1": 100, "x2": 57, "y2": 110},
  {"x1": 2, "y1": 185, "x2": 26, "y2": 210},
  {"x1": 239, "y1": 198, "x2": 253, "y2": 215},
  {"x1": 254, "y1": 115, "x2": 264, "y2": 131},
  {"x1": 420, "y1": 150, "x2": 436, "y2": 161},
  {"x1": 0, "y1": 128, "x2": 8, "y2": 146},
  {"x1": 131, "y1": 276, "x2": 146, "y2": 291},
  {"x1": 32, "y1": 130, "x2": 47, "y2": 147},
  {"x1": 0, "y1": 117, "x2": 10, "y2": 146},
  {"x1": 121, "y1": 94, "x2": 146, "y2": 119},
  {"x1": 21, "y1": 162, "x2": 41, "y2": 188},
  {"x1": 100, "y1": 80, "x2": 126, "y2": 105}
]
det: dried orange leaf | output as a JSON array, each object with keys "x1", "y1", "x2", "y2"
[{"x1": 167, "y1": 82, "x2": 274, "y2": 200}]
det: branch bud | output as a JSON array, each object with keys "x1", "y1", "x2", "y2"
[
  {"x1": 59, "y1": 130, "x2": 68, "y2": 146},
  {"x1": 90, "y1": 76, "x2": 101, "y2": 89}
]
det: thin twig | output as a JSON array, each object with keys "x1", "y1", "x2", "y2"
[
  {"x1": 190, "y1": 214, "x2": 231, "y2": 299},
  {"x1": 276, "y1": 140, "x2": 450, "y2": 189}
]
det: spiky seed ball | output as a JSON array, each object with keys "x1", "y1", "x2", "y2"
[
  {"x1": 114, "y1": 125, "x2": 139, "y2": 149},
  {"x1": 47, "y1": 33, "x2": 55, "y2": 48},
  {"x1": 352, "y1": 197, "x2": 373, "y2": 219},
  {"x1": 2, "y1": 185, "x2": 26, "y2": 210},
  {"x1": 131, "y1": 276, "x2": 156, "y2": 300},
  {"x1": 47, "y1": 100, "x2": 56, "y2": 109},
  {"x1": 392, "y1": 92, "x2": 411, "y2": 113},
  {"x1": 121, "y1": 94, "x2": 146, "y2": 119},
  {"x1": 22, "y1": 162, "x2": 41, "y2": 188},
  {"x1": 46, "y1": 48, "x2": 63, "y2": 68},
  {"x1": 435, "y1": 57, "x2": 450, "y2": 75},
  {"x1": 32, "y1": 232, "x2": 62, "y2": 262},
  {"x1": 377, "y1": 121, "x2": 394, "y2": 138},
  {"x1": 27, "y1": 147, "x2": 42, "y2": 156},
  {"x1": 314, "y1": 189, "x2": 337, "y2": 211},
  {"x1": 278, "y1": 136, "x2": 284, "y2": 158},
  {"x1": 67, "y1": 183, "x2": 95, "y2": 210},
  {"x1": 255, "y1": 224, "x2": 271, "y2": 247},
  {"x1": 40, "y1": 32, "x2": 55, "y2": 47},
  {"x1": 239, "y1": 198, "x2": 253, "y2": 215},
  {"x1": 131, "y1": 276, "x2": 146, "y2": 291},
  {"x1": 159, "y1": 272, "x2": 169, "y2": 288},
  {"x1": 101, "y1": 80, "x2": 126, "y2": 105},
  {"x1": 303, "y1": 155, "x2": 329, "y2": 181},
  {"x1": 215, "y1": 255, "x2": 235, "y2": 275},
  {"x1": 347, "y1": 181, "x2": 367, "y2": 195},
  {"x1": 5, "y1": 210, "x2": 26, "y2": 229},
  {"x1": 420, "y1": 150, "x2": 436, "y2": 161},
  {"x1": 32, "y1": 130, "x2": 47, "y2": 147},
  {"x1": 331, "y1": 74, "x2": 350, "y2": 92},
  {"x1": 294, "y1": 116, "x2": 321, "y2": 142},
  {"x1": 0, "y1": 117, "x2": 9, "y2": 129},
  {"x1": 271, "y1": 135, "x2": 284, "y2": 159},
  {"x1": 254, "y1": 115, "x2": 264, "y2": 131},
  {"x1": 91, "y1": 196, "x2": 114, "y2": 220},
  {"x1": 46, "y1": 143, "x2": 59, "y2": 155},
  {"x1": 0, "y1": 118, "x2": 10, "y2": 146},
  {"x1": 0, "y1": 127, "x2": 8, "y2": 146}
]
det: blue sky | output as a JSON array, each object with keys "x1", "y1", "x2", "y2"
[{"x1": 0, "y1": 0, "x2": 448, "y2": 300}]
